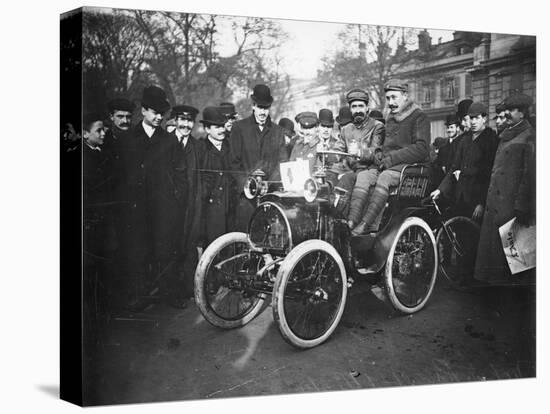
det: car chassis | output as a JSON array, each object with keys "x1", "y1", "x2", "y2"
[{"x1": 194, "y1": 152, "x2": 439, "y2": 348}]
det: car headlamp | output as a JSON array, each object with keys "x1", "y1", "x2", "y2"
[
  {"x1": 244, "y1": 176, "x2": 259, "y2": 200},
  {"x1": 303, "y1": 178, "x2": 318, "y2": 203}
]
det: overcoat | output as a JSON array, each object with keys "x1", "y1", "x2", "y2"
[
  {"x1": 439, "y1": 127, "x2": 498, "y2": 214},
  {"x1": 171, "y1": 133, "x2": 202, "y2": 254},
  {"x1": 229, "y1": 114, "x2": 287, "y2": 230},
  {"x1": 382, "y1": 100, "x2": 431, "y2": 171},
  {"x1": 197, "y1": 138, "x2": 237, "y2": 246},
  {"x1": 119, "y1": 122, "x2": 183, "y2": 265},
  {"x1": 474, "y1": 120, "x2": 536, "y2": 284},
  {"x1": 336, "y1": 116, "x2": 385, "y2": 170}
]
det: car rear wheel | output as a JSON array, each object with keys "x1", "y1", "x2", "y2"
[{"x1": 384, "y1": 217, "x2": 437, "y2": 314}]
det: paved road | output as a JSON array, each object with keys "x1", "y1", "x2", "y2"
[{"x1": 83, "y1": 277, "x2": 536, "y2": 406}]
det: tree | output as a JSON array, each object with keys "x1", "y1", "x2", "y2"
[
  {"x1": 318, "y1": 24, "x2": 418, "y2": 108},
  {"x1": 82, "y1": 8, "x2": 291, "y2": 118}
]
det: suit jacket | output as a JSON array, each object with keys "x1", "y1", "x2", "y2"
[{"x1": 229, "y1": 115, "x2": 288, "y2": 190}]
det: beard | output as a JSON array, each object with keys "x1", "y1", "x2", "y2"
[{"x1": 352, "y1": 112, "x2": 365, "y2": 125}]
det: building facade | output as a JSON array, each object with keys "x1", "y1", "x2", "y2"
[{"x1": 394, "y1": 30, "x2": 536, "y2": 140}]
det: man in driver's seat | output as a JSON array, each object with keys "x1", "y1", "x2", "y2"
[{"x1": 351, "y1": 79, "x2": 431, "y2": 236}]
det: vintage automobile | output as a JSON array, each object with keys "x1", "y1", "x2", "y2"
[{"x1": 194, "y1": 151, "x2": 442, "y2": 349}]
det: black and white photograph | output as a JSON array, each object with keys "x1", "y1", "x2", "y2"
[
  {"x1": 4, "y1": 0, "x2": 547, "y2": 413},
  {"x1": 60, "y1": 1, "x2": 540, "y2": 407}
]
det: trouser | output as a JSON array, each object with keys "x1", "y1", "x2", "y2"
[
  {"x1": 334, "y1": 171, "x2": 356, "y2": 216},
  {"x1": 359, "y1": 169, "x2": 401, "y2": 227},
  {"x1": 348, "y1": 169, "x2": 379, "y2": 226}
]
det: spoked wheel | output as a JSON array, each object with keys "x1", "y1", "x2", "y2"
[
  {"x1": 436, "y1": 216, "x2": 480, "y2": 287},
  {"x1": 273, "y1": 240, "x2": 347, "y2": 349},
  {"x1": 194, "y1": 232, "x2": 267, "y2": 328},
  {"x1": 384, "y1": 217, "x2": 437, "y2": 314}
]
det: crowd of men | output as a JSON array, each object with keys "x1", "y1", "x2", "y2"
[{"x1": 74, "y1": 80, "x2": 535, "y2": 312}]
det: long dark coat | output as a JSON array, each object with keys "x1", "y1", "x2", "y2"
[
  {"x1": 474, "y1": 120, "x2": 536, "y2": 284},
  {"x1": 229, "y1": 115, "x2": 287, "y2": 231},
  {"x1": 439, "y1": 127, "x2": 498, "y2": 215},
  {"x1": 119, "y1": 122, "x2": 183, "y2": 267},
  {"x1": 83, "y1": 144, "x2": 115, "y2": 259},
  {"x1": 198, "y1": 138, "x2": 237, "y2": 246},
  {"x1": 171, "y1": 133, "x2": 202, "y2": 254}
]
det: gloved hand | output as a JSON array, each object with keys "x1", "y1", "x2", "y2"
[
  {"x1": 378, "y1": 157, "x2": 391, "y2": 171},
  {"x1": 515, "y1": 209, "x2": 530, "y2": 225}
]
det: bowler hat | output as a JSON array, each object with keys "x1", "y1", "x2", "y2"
[
  {"x1": 251, "y1": 84, "x2": 274, "y2": 106},
  {"x1": 467, "y1": 102, "x2": 488, "y2": 117},
  {"x1": 369, "y1": 109, "x2": 385, "y2": 124},
  {"x1": 503, "y1": 93, "x2": 533, "y2": 111},
  {"x1": 278, "y1": 118, "x2": 295, "y2": 134},
  {"x1": 171, "y1": 104, "x2": 199, "y2": 120},
  {"x1": 219, "y1": 102, "x2": 237, "y2": 118},
  {"x1": 445, "y1": 114, "x2": 460, "y2": 126},
  {"x1": 141, "y1": 86, "x2": 170, "y2": 113},
  {"x1": 107, "y1": 98, "x2": 135, "y2": 114},
  {"x1": 295, "y1": 111, "x2": 318, "y2": 128},
  {"x1": 200, "y1": 106, "x2": 226, "y2": 126},
  {"x1": 336, "y1": 106, "x2": 353, "y2": 126},
  {"x1": 318, "y1": 109, "x2": 334, "y2": 126},
  {"x1": 384, "y1": 79, "x2": 408, "y2": 93},
  {"x1": 456, "y1": 99, "x2": 473, "y2": 119},
  {"x1": 346, "y1": 88, "x2": 370, "y2": 105}
]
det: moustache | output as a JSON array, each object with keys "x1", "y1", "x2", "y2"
[{"x1": 352, "y1": 112, "x2": 365, "y2": 124}]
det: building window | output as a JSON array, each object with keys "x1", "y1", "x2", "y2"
[
  {"x1": 443, "y1": 78, "x2": 456, "y2": 100},
  {"x1": 422, "y1": 82, "x2": 432, "y2": 103}
]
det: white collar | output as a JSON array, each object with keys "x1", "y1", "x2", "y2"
[
  {"x1": 142, "y1": 121, "x2": 156, "y2": 138},
  {"x1": 208, "y1": 136, "x2": 223, "y2": 151},
  {"x1": 175, "y1": 129, "x2": 189, "y2": 146},
  {"x1": 85, "y1": 142, "x2": 101, "y2": 152}
]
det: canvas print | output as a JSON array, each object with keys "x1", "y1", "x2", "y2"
[{"x1": 60, "y1": 5, "x2": 536, "y2": 407}]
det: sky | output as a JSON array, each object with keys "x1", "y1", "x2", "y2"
[{"x1": 217, "y1": 16, "x2": 455, "y2": 80}]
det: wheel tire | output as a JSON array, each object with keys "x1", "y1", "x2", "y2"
[
  {"x1": 194, "y1": 232, "x2": 266, "y2": 329},
  {"x1": 384, "y1": 217, "x2": 437, "y2": 314},
  {"x1": 436, "y1": 216, "x2": 480, "y2": 287},
  {"x1": 273, "y1": 240, "x2": 347, "y2": 349}
]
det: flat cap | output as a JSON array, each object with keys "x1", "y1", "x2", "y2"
[
  {"x1": 107, "y1": 98, "x2": 135, "y2": 114},
  {"x1": 503, "y1": 93, "x2": 533, "y2": 111},
  {"x1": 384, "y1": 79, "x2": 408, "y2": 93},
  {"x1": 295, "y1": 111, "x2": 319, "y2": 128},
  {"x1": 346, "y1": 88, "x2": 370, "y2": 104},
  {"x1": 467, "y1": 102, "x2": 488, "y2": 117},
  {"x1": 171, "y1": 104, "x2": 199, "y2": 120}
]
